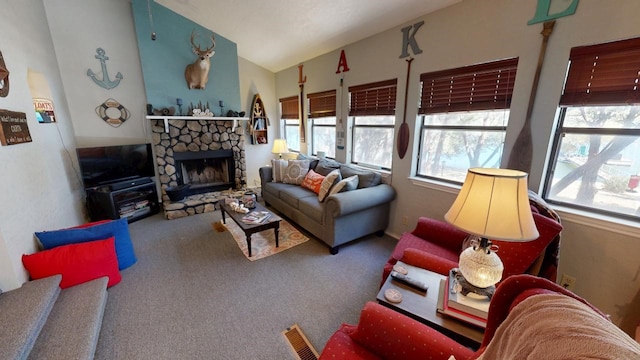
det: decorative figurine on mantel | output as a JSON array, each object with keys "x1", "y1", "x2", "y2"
[
  {"x1": 192, "y1": 108, "x2": 214, "y2": 117},
  {"x1": 152, "y1": 106, "x2": 176, "y2": 116},
  {"x1": 187, "y1": 101, "x2": 213, "y2": 116}
]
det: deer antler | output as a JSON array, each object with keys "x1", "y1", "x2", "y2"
[{"x1": 190, "y1": 30, "x2": 216, "y2": 53}]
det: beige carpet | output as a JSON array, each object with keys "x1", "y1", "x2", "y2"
[{"x1": 213, "y1": 220, "x2": 310, "y2": 261}]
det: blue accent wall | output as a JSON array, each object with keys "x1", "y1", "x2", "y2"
[{"x1": 131, "y1": 0, "x2": 240, "y2": 115}]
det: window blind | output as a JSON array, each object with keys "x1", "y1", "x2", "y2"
[
  {"x1": 307, "y1": 90, "x2": 337, "y2": 118},
  {"x1": 349, "y1": 79, "x2": 398, "y2": 116},
  {"x1": 419, "y1": 58, "x2": 518, "y2": 114},
  {"x1": 279, "y1": 96, "x2": 299, "y2": 119},
  {"x1": 560, "y1": 36, "x2": 640, "y2": 106}
]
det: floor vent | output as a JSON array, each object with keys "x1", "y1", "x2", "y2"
[{"x1": 282, "y1": 324, "x2": 319, "y2": 360}]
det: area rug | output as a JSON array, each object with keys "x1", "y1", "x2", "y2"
[{"x1": 213, "y1": 220, "x2": 310, "y2": 261}]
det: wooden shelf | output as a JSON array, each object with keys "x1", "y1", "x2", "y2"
[
  {"x1": 249, "y1": 93, "x2": 269, "y2": 144},
  {"x1": 146, "y1": 115, "x2": 250, "y2": 132}
]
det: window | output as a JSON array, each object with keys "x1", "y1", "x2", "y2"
[
  {"x1": 308, "y1": 90, "x2": 337, "y2": 158},
  {"x1": 349, "y1": 79, "x2": 397, "y2": 169},
  {"x1": 416, "y1": 58, "x2": 518, "y2": 183},
  {"x1": 544, "y1": 37, "x2": 640, "y2": 221},
  {"x1": 279, "y1": 96, "x2": 300, "y2": 152}
]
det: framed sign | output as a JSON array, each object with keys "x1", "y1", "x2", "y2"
[
  {"x1": 33, "y1": 98, "x2": 57, "y2": 123},
  {"x1": 0, "y1": 109, "x2": 32, "y2": 145}
]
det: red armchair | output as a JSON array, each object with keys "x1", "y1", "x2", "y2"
[
  {"x1": 319, "y1": 275, "x2": 637, "y2": 360},
  {"x1": 382, "y1": 211, "x2": 563, "y2": 287}
]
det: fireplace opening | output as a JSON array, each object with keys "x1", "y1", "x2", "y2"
[{"x1": 174, "y1": 149, "x2": 235, "y2": 196}]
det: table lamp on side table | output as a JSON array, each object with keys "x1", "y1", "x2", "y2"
[
  {"x1": 444, "y1": 168, "x2": 539, "y2": 299},
  {"x1": 271, "y1": 139, "x2": 289, "y2": 159}
]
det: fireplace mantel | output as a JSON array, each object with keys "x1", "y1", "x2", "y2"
[{"x1": 146, "y1": 115, "x2": 250, "y2": 132}]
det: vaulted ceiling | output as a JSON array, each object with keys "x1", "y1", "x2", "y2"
[{"x1": 155, "y1": 0, "x2": 462, "y2": 72}]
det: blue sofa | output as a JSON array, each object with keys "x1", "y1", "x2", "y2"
[{"x1": 259, "y1": 159, "x2": 395, "y2": 254}]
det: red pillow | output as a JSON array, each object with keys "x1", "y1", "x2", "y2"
[
  {"x1": 300, "y1": 169, "x2": 325, "y2": 194},
  {"x1": 22, "y1": 237, "x2": 121, "y2": 288}
]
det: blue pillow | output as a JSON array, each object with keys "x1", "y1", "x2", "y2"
[{"x1": 35, "y1": 218, "x2": 137, "y2": 270}]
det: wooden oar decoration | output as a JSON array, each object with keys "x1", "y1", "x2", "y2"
[
  {"x1": 507, "y1": 20, "x2": 555, "y2": 172},
  {"x1": 298, "y1": 64, "x2": 307, "y2": 143},
  {"x1": 397, "y1": 57, "x2": 413, "y2": 159}
]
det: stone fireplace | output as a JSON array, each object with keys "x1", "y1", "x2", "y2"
[{"x1": 151, "y1": 119, "x2": 246, "y2": 218}]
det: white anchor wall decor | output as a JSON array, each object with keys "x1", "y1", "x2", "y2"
[{"x1": 87, "y1": 48, "x2": 123, "y2": 89}]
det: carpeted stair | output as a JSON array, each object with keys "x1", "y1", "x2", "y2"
[{"x1": 0, "y1": 275, "x2": 108, "y2": 360}]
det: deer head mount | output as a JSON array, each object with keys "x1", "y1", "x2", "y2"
[{"x1": 184, "y1": 30, "x2": 216, "y2": 90}]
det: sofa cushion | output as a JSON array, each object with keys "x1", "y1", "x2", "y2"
[
  {"x1": 297, "y1": 153, "x2": 319, "y2": 170},
  {"x1": 300, "y1": 169, "x2": 325, "y2": 194},
  {"x1": 339, "y1": 165, "x2": 381, "y2": 188},
  {"x1": 298, "y1": 196, "x2": 324, "y2": 224},
  {"x1": 271, "y1": 159, "x2": 288, "y2": 183},
  {"x1": 319, "y1": 324, "x2": 381, "y2": 360},
  {"x1": 329, "y1": 175, "x2": 359, "y2": 195},
  {"x1": 35, "y1": 218, "x2": 137, "y2": 270},
  {"x1": 314, "y1": 158, "x2": 342, "y2": 176},
  {"x1": 22, "y1": 237, "x2": 121, "y2": 289},
  {"x1": 395, "y1": 232, "x2": 460, "y2": 264},
  {"x1": 283, "y1": 160, "x2": 311, "y2": 185},
  {"x1": 279, "y1": 185, "x2": 317, "y2": 209},
  {"x1": 262, "y1": 181, "x2": 291, "y2": 198},
  {"x1": 401, "y1": 248, "x2": 460, "y2": 276},
  {"x1": 318, "y1": 169, "x2": 342, "y2": 202}
]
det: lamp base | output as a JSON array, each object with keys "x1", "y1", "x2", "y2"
[{"x1": 454, "y1": 270, "x2": 495, "y2": 300}]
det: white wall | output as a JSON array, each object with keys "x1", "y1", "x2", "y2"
[
  {"x1": 275, "y1": 0, "x2": 640, "y2": 335},
  {"x1": 44, "y1": 0, "x2": 151, "y2": 147},
  {"x1": 238, "y1": 57, "x2": 277, "y2": 188},
  {"x1": 0, "y1": 0, "x2": 85, "y2": 290},
  {"x1": 44, "y1": 0, "x2": 277, "y2": 189}
]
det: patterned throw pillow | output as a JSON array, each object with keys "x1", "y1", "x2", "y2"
[
  {"x1": 271, "y1": 159, "x2": 288, "y2": 183},
  {"x1": 329, "y1": 175, "x2": 359, "y2": 195},
  {"x1": 283, "y1": 159, "x2": 310, "y2": 185},
  {"x1": 318, "y1": 169, "x2": 342, "y2": 202},
  {"x1": 300, "y1": 169, "x2": 325, "y2": 194}
]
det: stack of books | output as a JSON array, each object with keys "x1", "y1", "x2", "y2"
[
  {"x1": 242, "y1": 211, "x2": 271, "y2": 224},
  {"x1": 436, "y1": 269, "x2": 490, "y2": 328}
]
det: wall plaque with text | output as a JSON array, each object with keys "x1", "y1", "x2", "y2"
[{"x1": 0, "y1": 109, "x2": 32, "y2": 146}]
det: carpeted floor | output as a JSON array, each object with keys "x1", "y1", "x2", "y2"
[{"x1": 94, "y1": 209, "x2": 396, "y2": 359}]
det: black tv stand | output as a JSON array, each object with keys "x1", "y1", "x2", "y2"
[
  {"x1": 86, "y1": 179, "x2": 159, "y2": 223},
  {"x1": 107, "y1": 176, "x2": 153, "y2": 191}
]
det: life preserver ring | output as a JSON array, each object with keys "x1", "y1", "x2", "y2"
[{"x1": 95, "y1": 98, "x2": 130, "y2": 127}]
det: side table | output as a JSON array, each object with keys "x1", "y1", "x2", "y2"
[{"x1": 376, "y1": 261, "x2": 484, "y2": 349}]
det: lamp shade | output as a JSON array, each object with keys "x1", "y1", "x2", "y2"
[
  {"x1": 445, "y1": 168, "x2": 539, "y2": 241},
  {"x1": 271, "y1": 139, "x2": 288, "y2": 155}
]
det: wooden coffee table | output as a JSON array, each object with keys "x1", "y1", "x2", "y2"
[
  {"x1": 219, "y1": 202, "x2": 281, "y2": 257},
  {"x1": 376, "y1": 261, "x2": 484, "y2": 349}
]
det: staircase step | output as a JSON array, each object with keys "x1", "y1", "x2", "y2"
[
  {"x1": 28, "y1": 276, "x2": 109, "y2": 360},
  {"x1": 0, "y1": 275, "x2": 62, "y2": 360}
]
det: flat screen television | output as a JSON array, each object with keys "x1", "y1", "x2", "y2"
[{"x1": 76, "y1": 143, "x2": 155, "y2": 189}]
